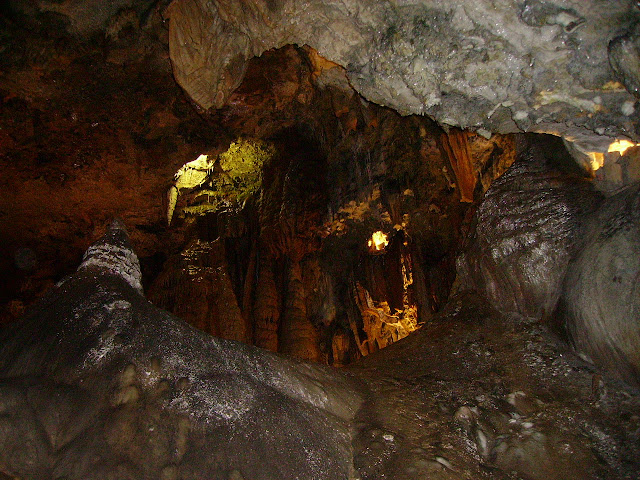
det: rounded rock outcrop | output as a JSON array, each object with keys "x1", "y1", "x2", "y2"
[
  {"x1": 556, "y1": 183, "x2": 640, "y2": 389},
  {"x1": 456, "y1": 136, "x2": 602, "y2": 320}
]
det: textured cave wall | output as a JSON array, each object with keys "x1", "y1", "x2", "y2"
[
  {"x1": 148, "y1": 46, "x2": 516, "y2": 363},
  {"x1": 557, "y1": 183, "x2": 640, "y2": 389},
  {"x1": 0, "y1": 5, "x2": 640, "y2": 477},
  {"x1": 4, "y1": 0, "x2": 156, "y2": 35},
  {"x1": 456, "y1": 135, "x2": 603, "y2": 320},
  {"x1": 456, "y1": 135, "x2": 640, "y2": 389},
  {"x1": 166, "y1": 0, "x2": 640, "y2": 149},
  {"x1": 0, "y1": 3, "x2": 230, "y2": 323}
]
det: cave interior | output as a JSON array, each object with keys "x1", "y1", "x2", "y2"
[{"x1": 0, "y1": 1, "x2": 640, "y2": 479}]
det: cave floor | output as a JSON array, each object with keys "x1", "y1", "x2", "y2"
[
  {"x1": 1, "y1": 270, "x2": 639, "y2": 480},
  {"x1": 347, "y1": 292, "x2": 640, "y2": 480}
]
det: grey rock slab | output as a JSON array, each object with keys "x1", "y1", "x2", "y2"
[{"x1": 166, "y1": 0, "x2": 640, "y2": 145}]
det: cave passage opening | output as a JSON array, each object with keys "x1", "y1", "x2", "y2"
[
  {"x1": 4, "y1": 25, "x2": 638, "y2": 367},
  {"x1": 149, "y1": 115, "x2": 518, "y2": 365}
]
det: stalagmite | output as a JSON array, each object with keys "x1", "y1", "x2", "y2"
[
  {"x1": 558, "y1": 183, "x2": 640, "y2": 389},
  {"x1": 0, "y1": 221, "x2": 362, "y2": 479},
  {"x1": 253, "y1": 250, "x2": 280, "y2": 352},
  {"x1": 279, "y1": 261, "x2": 321, "y2": 362},
  {"x1": 456, "y1": 136, "x2": 603, "y2": 320},
  {"x1": 210, "y1": 239, "x2": 250, "y2": 343},
  {"x1": 331, "y1": 330, "x2": 351, "y2": 367},
  {"x1": 148, "y1": 239, "x2": 249, "y2": 343}
]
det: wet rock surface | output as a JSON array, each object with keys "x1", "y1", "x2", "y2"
[
  {"x1": 166, "y1": 0, "x2": 640, "y2": 144},
  {"x1": 0, "y1": 222, "x2": 363, "y2": 480},
  {"x1": 456, "y1": 136, "x2": 603, "y2": 320},
  {"x1": 349, "y1": 293, "x2": 640, "y2": 480},
  {"x1": 557, "y1": 182, "x2": 640, "y2": 390},
  {"x1": 1, "y1": 220, "x2": 639, "y2": 480}
]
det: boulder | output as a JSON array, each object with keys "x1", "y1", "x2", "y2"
[
  {"x1": 557, "y1": 183, "x2": 640, "y2": 389},
  {"x1": 456, "y1": 136, "x2": 602, "y2": 320},
  {"x1": 0, "y1": 220, "x2": 362, "y2": 480}
]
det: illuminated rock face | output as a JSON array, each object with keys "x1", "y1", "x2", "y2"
[
  {"x1": 0, "y1": 222, "x2": 362, "y2": 479},
  {"x1": 166, "y1": 0, "x2": 639, "y2": 146},
  {"x1": 557, "y1": 183, "x2": 640, "y2": 389}
]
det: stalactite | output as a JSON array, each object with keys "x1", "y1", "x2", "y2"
[
  {"x1": 348, "y1": 295, "x2": 370, "y2": 358},
  {"x1": 253, "y1": 249, "x2": 280, "y2": 352},
  {"x1": 349, "y1": 318, "x2": 370, "y2": 358},
  {"x1": 167, "y1": 185, "x2": 178, "y2": 225},
  {"x1": 279, "y1": 260, "x2": 321, "y2": 362},
  {"x1": 441, "y1": 130, "x2": 476, "y2": 203},
  {"x1": 400, "y1": 248, "x2": 414, "y2": 313}
]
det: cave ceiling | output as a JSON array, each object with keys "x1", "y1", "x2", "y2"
[
  {"x1": 6, "y1": 0, "x2": 639, "y2": 151},
  {"x1": 164, "y1": 0, "x2": 640, "y2": 151}
]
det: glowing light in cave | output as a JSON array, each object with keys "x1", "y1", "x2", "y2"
[
  {"x1": 174, "y1": 154, "x2": 213, "y2": 187},
  {"x1": 167, "y1": 154, "x2": 215, "y2": 224},
  {"x1": 588, "y1": 152, "x2": 605, "y2": 172},
  {"x1": 368, "y1": 231, "x2": 388, "y2": 252},
  {"x1": 585, "y1": 139, "x2": 639, "y2": 173},
  {"x1": 166, "y1": 139, "x2": 275, "y2": 225},
  {"x1": 608, "y1": 139, "x2": 638, "y2": 155}
]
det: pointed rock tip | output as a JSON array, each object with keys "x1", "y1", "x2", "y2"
[
  {"x1": 109, "y1": 217, "x2": 128, "y2": 232},
  {"x1": 77, "y1": 219, "x2": 143, "y2": 294}
]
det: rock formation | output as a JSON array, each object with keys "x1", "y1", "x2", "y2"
[
  {"x1": 557, "y1": 183, "x2": 640, "y2": 389},
  {"x1": 149, "y1": 238, "x2": 250, "y2": 342},
  {"x1": 0, "y1": 221, "x2": 362, "y2": 479},
  {"x1": 166, "y1": 0, "x2": 640, "y2": 149},
  {"x1": 456, "y1": 135, "x2": 603, "y2": 320},
  {"x1": 457, "y1": 136, "x2": 640, "y2": 390}
]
